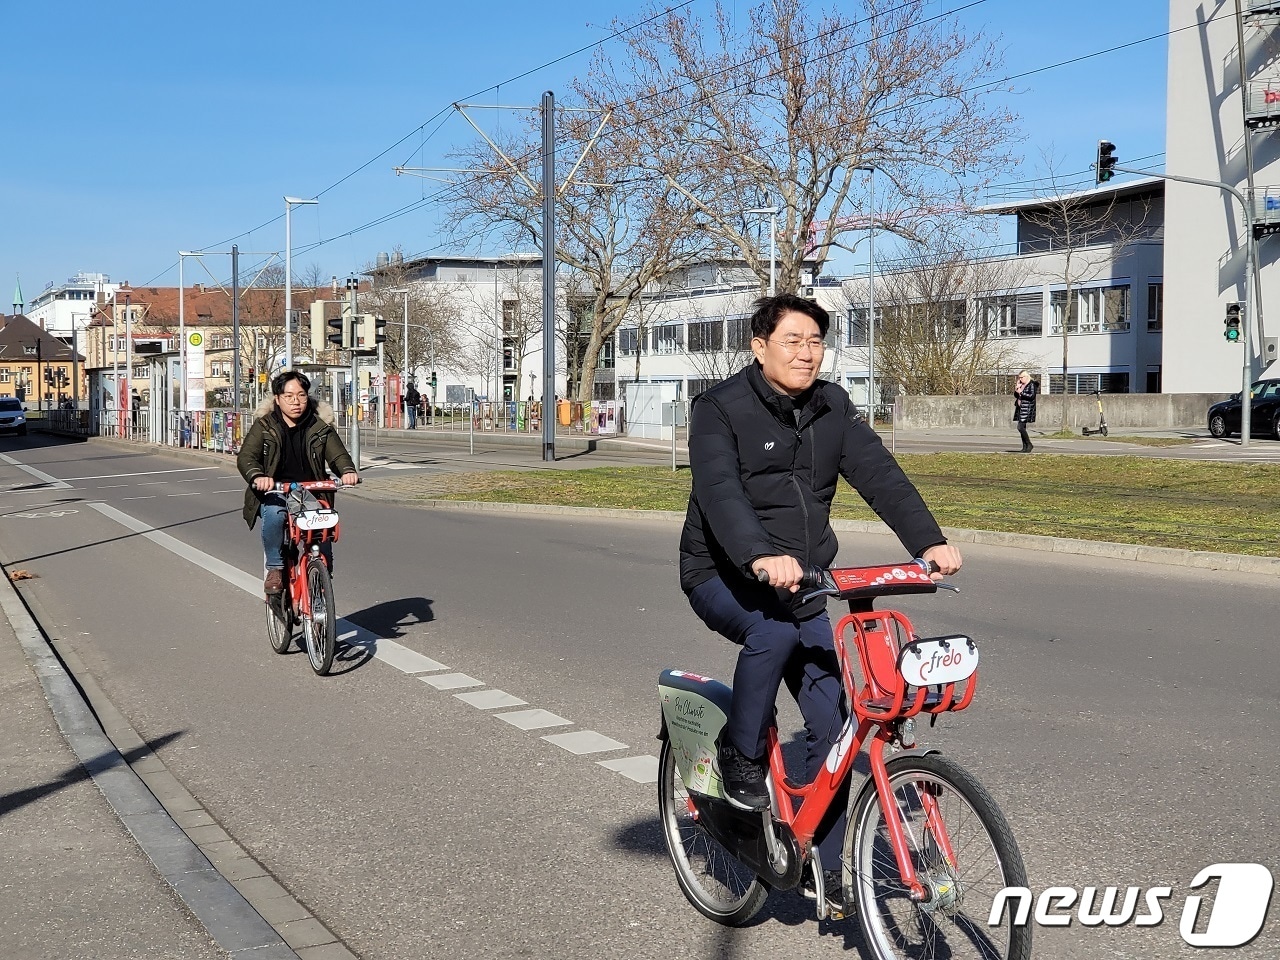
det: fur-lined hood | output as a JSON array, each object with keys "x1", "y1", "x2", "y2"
[{"x1": 252, "y1": 394, "x2": 337, "y2": 426}]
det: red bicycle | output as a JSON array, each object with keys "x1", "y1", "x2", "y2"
[
  {"x1": 264, "y1": 480, "x2": 349, "y2": 675},
  {"x1": 658, "y1": 559, "x2": 1030, "y2": 960}
]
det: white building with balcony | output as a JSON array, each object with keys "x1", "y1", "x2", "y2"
[
  {"x1": 1164, "y1": 0, "x2": 1280, "y2": 390},
  {"x1": 27, "y1": 272, "x2": 119, "y2": 344}
]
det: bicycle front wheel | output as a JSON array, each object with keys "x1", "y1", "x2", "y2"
[
  {"x1": 657, "y1": 738, "x2": 769, "y2": 926},
  {"x1": 846, "y1": 753, "x2": 1031, "y2": 960},
  {"x1": 303, "y1": 557, "x2": 337, "y2": 675}
]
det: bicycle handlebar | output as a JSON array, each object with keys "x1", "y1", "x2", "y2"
[
  {"x1": 757, "y1": 558, "x2": 949, "y2": 603},
  {"x1": 271, "y1": 479, "x2": 359, "y2": 493}
]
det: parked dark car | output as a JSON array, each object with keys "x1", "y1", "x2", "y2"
[
  {"x1": 1207, "y1": 378, "x2": 1280, "y2": 439},
  {"x1": 0, "y1": 397, "x2": 27, "y2": 436}
]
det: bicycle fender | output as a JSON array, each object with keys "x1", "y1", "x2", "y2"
[{"x1": 848, "y1": 747, "x2": 943, "y2": 813}]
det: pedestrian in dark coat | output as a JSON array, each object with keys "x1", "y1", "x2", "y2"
[{"x1": 1013, "y1": 371, "x2": 1038, "y2": 453}]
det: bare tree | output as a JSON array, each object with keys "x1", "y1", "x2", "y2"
[
  {"x1": 843, "y1": 233, "x2": 1030, "y2": 395},
  {"x1": 1017, "y1": 154, "x2": 1154, "y2": 427},
  {"x1": 595, "y1": 0, "x2": 1018, "y2": 294},
  {"x1": 442, "y1": 95, "x2": 707, "y2": 402},
  {"x1": 362, "y1": 251, "x2": 464, "y2": 398}
]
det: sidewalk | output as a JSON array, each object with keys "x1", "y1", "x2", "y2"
[{"x1": 0, "y1": 566, "x2": 301, "y2": 960}]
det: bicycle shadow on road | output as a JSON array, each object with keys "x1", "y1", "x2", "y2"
[{"x1": 343, "y1": 597, "x2": 435, "y2": 639}]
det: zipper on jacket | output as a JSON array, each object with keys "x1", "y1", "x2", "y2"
[{"x1": 789, "y1": 420, "x2": 811, "y2": 567}]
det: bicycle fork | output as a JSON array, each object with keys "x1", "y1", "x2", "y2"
[{"x1": 867, "y1": 732, "x2": 958, "y2": 906}]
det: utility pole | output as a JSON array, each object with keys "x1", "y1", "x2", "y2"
[
  {"x1": 347, "y1": 277, "x2": 361, "y2": 467},
  {"x1": 35, "y1": 338, "x2": 44, "y2": 416},
  {"x1": 232, "y1": 245, "x2": 241, "y2": 419},
  {"x1": 541, "y1": 90, "x2": 557, "y2": 462}
]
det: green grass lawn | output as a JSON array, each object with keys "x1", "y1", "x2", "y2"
[{"x1": 423, "y1": 453, "x2": 1280, "y2": 556}]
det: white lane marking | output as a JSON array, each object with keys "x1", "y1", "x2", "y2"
[
  {"x1": 87, "y1": 502, "x2": 263, "y2": 595},
  {"x1": 167, "y1": 492, "x2": 201, "y2": 497},
  {"x1": 419, "y1": 673, "x2": 483, "y2": 690},
  {"x1": 597, "y1": 756, "x2": 660, "y2": 784},
  {"x1": 7, "y1": 509, "x2": 80, "y2": 519},
  {"x1": 542, "y1": 731, "x2": 628, "y2": 755},
  {"x1": 82, "y1": 501, "x2": 654, "y2": 784},
  {"x1": 496, "y1": 709, "x2": 572, "y2": 731},
  {"x1": 136, "y1": 481, "x2": 170, "y2": 486},
  {"x1": 370, "y1": 642, "x2": 449, "y2": 674},
  {"x1": 60, "y1": 467, "x2": 219, "y2": 481},
  {"x1": 454, "y1": 689, "x2": 527, "y2": 709},
  {"x1": 0, "y1": 453, "x2": 72, "y2": 490},
  {"x1": 98, "y1": 484, "x2": 129, "y2": 488},
  {"x1": 121, "y1": 496, "x2": 157, "y2": 501}
]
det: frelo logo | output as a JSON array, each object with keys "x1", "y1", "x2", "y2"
[{"x1": 919, "y1": 648, "x2": 964, "y2": 681}]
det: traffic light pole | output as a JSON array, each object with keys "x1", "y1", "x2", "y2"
[
  {"x1": 347, "y1": 280, "x2": 361, "y2": 468},
  {"x1": 1103, "y1": 163, "x2": 1259, "y2": 447}
]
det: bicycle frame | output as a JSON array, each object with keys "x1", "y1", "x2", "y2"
[
  {"x1": 759, "y1": 579, "x2": 978, "y2": 904},
  {"x1": 273, "y1": 481, "x2": 342, "y2": 622}
]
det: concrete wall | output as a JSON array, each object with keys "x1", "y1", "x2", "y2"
[{"x1": 896, "y1": 393, "x2": 1228, "y2": 430}]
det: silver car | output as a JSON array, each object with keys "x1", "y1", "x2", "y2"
[{"x1": 0, "y1": 397, "x2": 28, "y2": 436}]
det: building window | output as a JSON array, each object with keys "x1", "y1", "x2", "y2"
[
  {"x1": 502, "y1": 345, "x2": 515, "y2": 372},
  {"x1": 502, "y1": 300, "x2": 520, "y2": 335},
  {"x1": 687, "y1": 319, "x2": 724, "y2": 353},
  {"x1": 24, "y1": 346, "x2": 37, "y2": 355},
  {"x1": 1051, "y1": 285, "x2": 1130, "y2": 334},
  {"x1": 618, "y1": 327, "x2": 645, "y2": 356},
  {"x1": 1048, "y1": 371, "x2": 1131, "y2": 394},
  {"x1": 727, "y1": 316, "x2": 751, "y2": 350},
  {"x1": 0, "y1": 369, "x2": 9, "y2": 383},
  {"x1": 688, "y1": 377, "x2": 720, "y2": 396},
  {"x1": 847, "y1": 308, "x2": 870, "y2": 347},
  {"x1": 1147, "y1": 283, "x2": 1163, "y2": 331},
  {"x1": 977, "y1": 292, "x2": 1042, "y2": 338},
  {"x1": 597, "y1": 337, "x2": 615, "y2": 369},
  {"x1": 653, "y1": 323, "x2": 683, "y2": 355}
]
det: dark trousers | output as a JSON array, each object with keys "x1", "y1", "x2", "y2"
[
  {"x1": 688, "y1": 575, "x2": 849, "y2": 864},
  {"x1": 1016, "y1": 419, "x2": 1031, "y2": 449}
]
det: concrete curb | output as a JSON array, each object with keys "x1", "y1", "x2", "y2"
[
  {"x1": 0, "y1": 548, "x2": 303, "y2": 959},
  {"x1": 373, "y1": 496, "x2": 1280, "y2": 576}
]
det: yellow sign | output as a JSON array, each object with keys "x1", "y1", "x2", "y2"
[
  {"x1": 188, "y1": 332, "x2": 203, "y2": 347},
  {"x1": 258, "y1": 373, "x2": 267, "y2": 384}
]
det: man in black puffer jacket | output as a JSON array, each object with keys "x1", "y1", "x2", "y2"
[{"x1": 680, "y1": 294, "x2": 962, "y2": 899}]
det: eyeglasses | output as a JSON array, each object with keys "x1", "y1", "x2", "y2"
[
  {"x1": 768, "y1": 336, "x2": 826, "y2": 356},
  {"x1": 279, "y1": 391, "x2": 308, "y2": 401}
]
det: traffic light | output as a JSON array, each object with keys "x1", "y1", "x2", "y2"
[
  {"x1": 310, "y1": 301, "x2": 327, "y2": 348},
  {"x1": 373, "y1": 314, "x2": 387, "y2": 344},
  {"x1": 328, "y1": 306, "x2": 351, "y2": 349},
  {"x1": 1225, "y1": 302, "x2": 1244, "y2": 342},
  {"x1": 430, "y1": 371, "x2": 438, "y2": 389},
  {"x1": 1095, "y1": 140, "x2": 1117, "y2": 185}
]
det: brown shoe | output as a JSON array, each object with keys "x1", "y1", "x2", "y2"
[{"x1": 264, "y1": 569, "x2": 284, "y2": 594}]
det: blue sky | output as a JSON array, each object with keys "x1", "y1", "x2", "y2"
[{"x1": 0, "y1": 0, "x2": 1169, "y2": 300}]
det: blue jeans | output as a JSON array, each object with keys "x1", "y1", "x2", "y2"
[
  {"x1": 260, "y1": 494, "x2": 334, "y2": 571},
  {"x1": 259, "y1": 495, "x2": 288, "y2": 569},
  {"x1": 406, "y1": 404, "x2": 417, "y2": 429},
  {"x1": 688, "y1": 574, "x2": 849, "y2": 865}
]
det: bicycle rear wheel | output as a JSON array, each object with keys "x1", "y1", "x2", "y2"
[
  {"x1": 265, "y1": 593, "x2": 294, "y2": 654},
  {"x1": 846, "y1": 753, "x2": 1031, "y2": 960},
  {"x1": 303, "y1": 557, "x2": 337, "y2": 675},
  {"x1": 657, "y1": 738, "x2": 769, "y2": 926}
]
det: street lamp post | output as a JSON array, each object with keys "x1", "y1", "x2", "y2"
[
  {"x1": 284, "y1": 196, "x2": 318, "y2": 372},
  {"x1": 745, "y1": 206, "x2": 779, "y2": 296},
  {"x1": 855, "y1": 166, "x2": 876, "y2": 422}
]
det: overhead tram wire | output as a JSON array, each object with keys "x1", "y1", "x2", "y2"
[{"x1": 147, "y1": 1, "x2": 1204, "y2": 291}]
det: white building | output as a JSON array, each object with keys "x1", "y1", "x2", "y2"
[
  {"x1": 27, "y1": 272, "x2": 119, "y2": 345},
  {"x1": 1165, "y1": 0, "x2": 1280, "y2": 390}
]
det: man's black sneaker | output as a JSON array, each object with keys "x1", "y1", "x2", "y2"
[
  {"x1": 800, "y1": 868, "x2": 846, "y2": 915},
  {"x1": 715, "y1": 740, "x2": 770, "y2": 810}
]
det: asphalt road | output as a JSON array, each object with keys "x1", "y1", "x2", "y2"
[{"x1": 0, "y1": 432, "x2": 1276, "y2": 960}]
